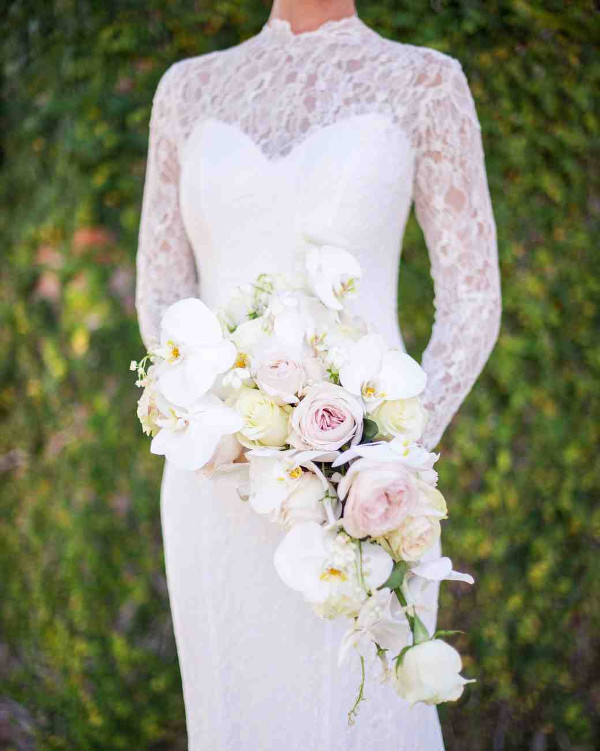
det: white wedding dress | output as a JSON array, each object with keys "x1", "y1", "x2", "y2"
[{"x1": 135, "y1": 12, "x2": 501, "y2": 750}]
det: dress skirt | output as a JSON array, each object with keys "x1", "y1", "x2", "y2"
[{"x1": 160, "y1": 459, "x2": 445, "y2": 750}]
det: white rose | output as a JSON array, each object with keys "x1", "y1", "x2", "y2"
[
  {"x1": 371, "y1": 397, "x2": 427, "y2": 441},
  {"x1": 393, "y1": 639, "x2": 474, "y2": 705},
  {"x1": 281, "y1": 471, "x2": 337, "y2": 530},
  {"x1": 235, "y1": 387, "x2": 291, "y2": 449},
  {"x1": 289, "y1": 382, "x2": 364, "y2": 451}
]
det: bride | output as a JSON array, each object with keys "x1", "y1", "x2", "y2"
[{"x1": 135, "y1": 0, "x2": 501, "y2": 748}]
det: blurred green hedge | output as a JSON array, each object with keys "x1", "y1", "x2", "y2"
[{"x1": 1, "y1": 1, "x2": 598, "y2": 749}]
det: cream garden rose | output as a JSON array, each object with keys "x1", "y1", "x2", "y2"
[
  {"x1": 371, "y1": 396, "x2": 427, "y2": 441},
  {"x1": 235, "y1": 387, "x2": 291, "y2": 448},
  {"x1": 289, "y1": 382, "x2": 364, "y2": 451},
  {"x1": 393, "y1": 639, "x2": 474, "y2": 705},
  {"x1": 382, "y1": 514, "x2": 441, "y2": 562}
]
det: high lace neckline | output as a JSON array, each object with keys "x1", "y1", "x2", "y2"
[{"x1": 261, "y1": 11, "x2": 364, "y2": 41}]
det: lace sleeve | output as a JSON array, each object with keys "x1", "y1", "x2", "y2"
[
  {"x1": 412, "y1": 57, "x2": 502, "y2": 451},
  {"x1": 135, "y1": 62, "x2": 198, "y2": 350}
]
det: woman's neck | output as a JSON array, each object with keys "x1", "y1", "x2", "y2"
[{"x1": 268, "y1": 0, "x2": 357, "y2": 35}]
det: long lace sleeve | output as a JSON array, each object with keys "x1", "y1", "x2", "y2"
[
  {"x1": 135, "y1": 63, "x2": 198, "y2": 350},
  {"x1": 413, "y1": 57, "x2": 502, "y2": 451}
]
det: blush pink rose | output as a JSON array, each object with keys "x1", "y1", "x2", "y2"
[
  {"x1": 289, "y1": 382, "x2": 363, "y2": 451},
  {"x1": 255, "y1": 357, "x2": 306, "y2": 404},
  {"x1": 338, "y1": 460, "x2": 422, "y2": 539}
]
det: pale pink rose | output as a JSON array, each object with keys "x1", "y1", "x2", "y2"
[
  {"x1": 339, "y1": 461, "x2": 422, "y2": 539},
  {"x1": 289, "y1": 382, "x2": 363, "y2": 451},
  {"x1": 255, "y1": 357, "x2": 305, "y2": 404}
]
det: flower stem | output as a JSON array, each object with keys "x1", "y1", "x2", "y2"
[
  {"x1": 393, "y1": 587, "x2": 430, "y2": 645},
  {"x1": 347, "y1": 654, "x2": 366, "y2": 726}
]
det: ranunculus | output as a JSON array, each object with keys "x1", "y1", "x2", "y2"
[
  {"x1": 371, "y1": 396, "x2": 427, "y2": 442},
  {"x1": 289, "y1": 382, "x2": 363, "y2": 451},
  {"x1": 235, "y1": 387, "x2": 291, "y2": 449},
  {"x1": 393, "y1": 639, "x2": 474, "y2": 705},
  {"x1": 255, "y1": 356, "x2": 306, "y2": 404},
  {"x1": 338, "y1": 460, "x2": 422, "y2": 539},
  {"x1": 382, "y1": 515, "x2": 441, "y2": 562}
]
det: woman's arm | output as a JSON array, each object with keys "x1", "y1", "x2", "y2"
[
  {"x1": 135, "y1": 63, "x2": 198, "y2": 350},
  {"x1": 412, "y1": 57, "x2": 502, "y2": 451}
]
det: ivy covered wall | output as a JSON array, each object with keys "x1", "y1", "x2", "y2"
[{"x1": 1, "y1": 1, "x2": 598, "y2": 749}]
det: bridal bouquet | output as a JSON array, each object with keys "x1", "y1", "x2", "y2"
[{"x1": 131, "y1": 245, "x2": 475, "y2": 722}]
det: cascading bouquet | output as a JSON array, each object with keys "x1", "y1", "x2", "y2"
[{"x1": 131, "y1": 245, "x2": 475, "y2": 723}]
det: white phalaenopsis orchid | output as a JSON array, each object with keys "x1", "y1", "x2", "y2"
[
  {"x1": 246, "y1": 448, "x2": 337, "y2": 517},
  {"x1": 338, "y1": 588, "x2": 411, "y2": 666},
  {"x1": 273, "y1": 522, "x2": 393, "y2": 618},
  {"x1": 404, "y1": 557, "x2": 474, "y2": 601},
  {"x1": 216, "y1": 283, "x2": 257, "y2": 331},
  {"x1": 339, "y1": 334, "x2": 427, "y2": 410},
  {"x1": 333, "y1": 438, "x2": 439, "y2": 487},
  {"x1": 153, "y1": 298, "x2": 236, "y2": 407},
  {"x1": 150, "y1": 393, "x2": 243, "y2": 471},
  {"x1": 305, "y1": 243, "x2": 362, "y2": 311},
  {"x1": 316, "y1": 312, "x2": 370, "y2": 372}
]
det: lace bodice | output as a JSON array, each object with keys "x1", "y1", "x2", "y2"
[{"x1": 135, "y1": 12, "x2": 501, "y2": 450}]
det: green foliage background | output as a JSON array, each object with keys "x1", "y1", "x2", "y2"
[{"x1": 1, "y1": 1, "x2": 598, "y2": 749}]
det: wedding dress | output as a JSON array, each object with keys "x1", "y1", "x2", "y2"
[{"x1": 135, "y1": 12, "x2": 501, "y2": 750}]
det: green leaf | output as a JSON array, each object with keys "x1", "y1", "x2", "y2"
[
  {"x1": 395, "y1": 645, "x2": 412, "y2": 667},
  {"x1": 362, "y1": 418, "x2": 379, "y2": 444},
  {"x1": 412, "y1": 614, "x2": 431, "y2": 645},
  {"x1": 380, "y1": 560, "x2": 408, "y2": 590},
  {"x1": 432, "y1": 630, "x2": 465, "y2": 640}
]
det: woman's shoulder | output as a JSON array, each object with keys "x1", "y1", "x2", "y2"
[
  {"x1": 153, "y1": 39, "x2": 251, "y2": 102},
  {"x1": 377, "y1": 34, "x2": 462, "y2": 75}
]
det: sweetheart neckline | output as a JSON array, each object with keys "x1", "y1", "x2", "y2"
[{"x1": 186, "y1": 112, "x2": 405, "y2": 165}]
